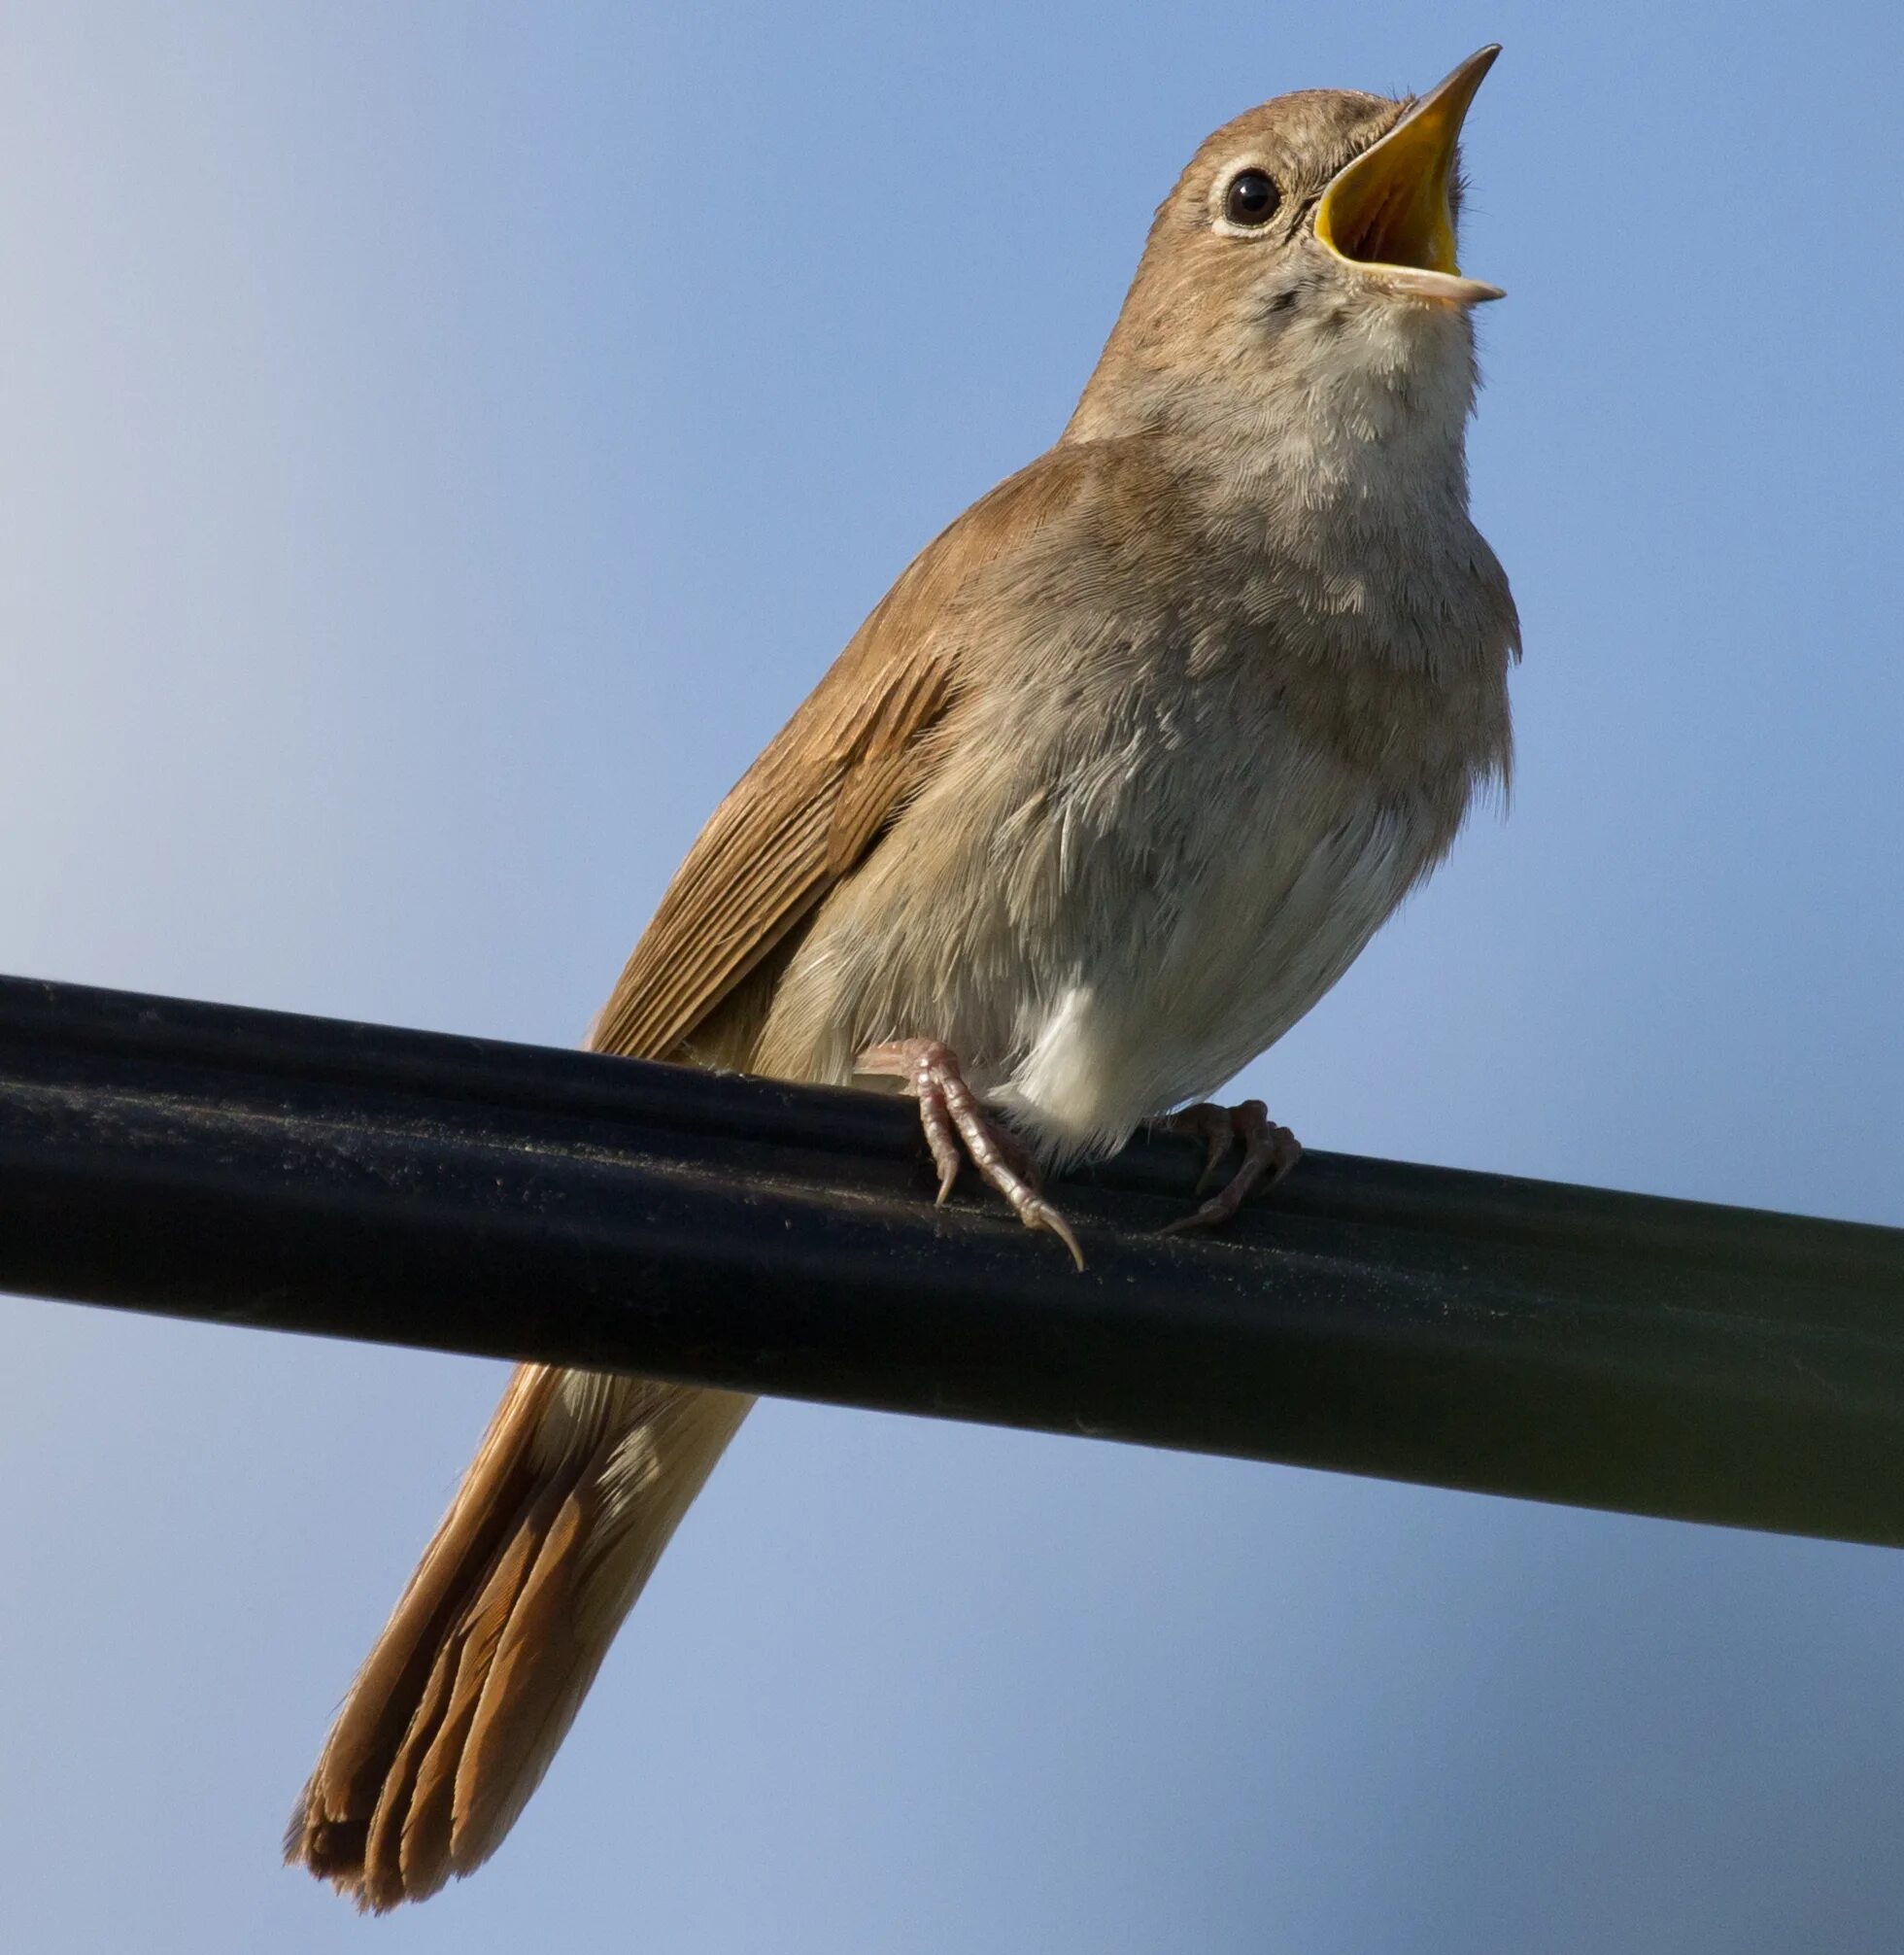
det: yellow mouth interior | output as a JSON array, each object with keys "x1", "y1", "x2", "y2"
[
  {"x1": 1314, "y1": 121, "x2": 1460, "y2": 274},
  {"x1": 1313, "y1": 46, "x2": 1496, "y2": 280}
]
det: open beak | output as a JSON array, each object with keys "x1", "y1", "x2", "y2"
[{"x1": 1315, "y1": 45, "x2": 1505, "y2": 305}]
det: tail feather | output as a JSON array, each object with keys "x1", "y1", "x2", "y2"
[{"x1": 287, "y1": 1363, "x2": 752, "y2": 1910}]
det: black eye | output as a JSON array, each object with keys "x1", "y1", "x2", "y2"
[{"x1": 1223, "y1": 168, "x2": 1280, "y2": 227}]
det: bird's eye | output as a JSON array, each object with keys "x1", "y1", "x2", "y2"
[{"x1": 1223, "y1": 169, "x2": 1281, "y2": 227}]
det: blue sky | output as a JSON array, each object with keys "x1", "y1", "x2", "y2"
[{"x1": 2, "y1": 3, "x2": 1901, "y2": 1949}]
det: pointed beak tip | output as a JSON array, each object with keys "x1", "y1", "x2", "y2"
[{"x1": 1428, "y1": 44, "x2": 1503, "y2": 117}]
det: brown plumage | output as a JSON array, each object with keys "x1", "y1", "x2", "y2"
[{"x1": 288, "y1": 49, "x2": 1518, "y2": 1907}]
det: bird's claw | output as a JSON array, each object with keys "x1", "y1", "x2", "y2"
[
  {"x1": 1155, "y1": 1098, "x2": 1301, "y2": 1234},
  {"x1": 856, "y1": 1039, "x2": 1085, "y2": 1269}
]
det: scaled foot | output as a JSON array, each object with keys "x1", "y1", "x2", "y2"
[
  {"x1": 856, "y1": 1038, "x2": 1084, "y2": 1269},
  {"x1": 1156, "y1": 1098, "x2": 1302, "y2": 1235}
]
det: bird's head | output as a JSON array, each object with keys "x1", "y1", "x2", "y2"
[{"x1": 1071, "y1": 48, "x2": 1503, "y2": 446}]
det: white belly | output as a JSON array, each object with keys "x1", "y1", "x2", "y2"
[
  {"x1": 758, "y1": 689, "x2": 1464, "y2": 1170},
  {"x1": 993, "y1": 782, "x2": 1435, "y2": 1162}
]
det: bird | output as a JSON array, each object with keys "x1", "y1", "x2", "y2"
[{"x1": 287, "y1": 47, "x2": 1519, "y2": 1908}]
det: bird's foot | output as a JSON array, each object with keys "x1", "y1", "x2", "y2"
[
  {"x1": 1155, "y1": 1098, "x2": 1301, "y2": 1235},
  {"x1": 855, "y1": 1038, "x2": 1084, "y2": 1269}
]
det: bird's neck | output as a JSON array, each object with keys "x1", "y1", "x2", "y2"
[
  {"x1": 1074, "y1": 299, "x2": 1478, "y2": 507},
  {"x1": 1224, "y1": 375, "x2": 1479, "y2": 621},
  {"x1": 1076, "y1": 316, "x2": 1513, "y2": 687}
]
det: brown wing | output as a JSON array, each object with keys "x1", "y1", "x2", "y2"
[{"x1": 589, "y1": 447, "x2": 1088, "y2": 1062}]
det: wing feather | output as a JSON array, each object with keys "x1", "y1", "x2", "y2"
[{"x1": 590, "y1": 449, "x2": 1087, "y2": 1061}]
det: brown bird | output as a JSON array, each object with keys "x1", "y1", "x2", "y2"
[{"x1": 288, "y1": 47, "x2": 1519, "y2": 1908}]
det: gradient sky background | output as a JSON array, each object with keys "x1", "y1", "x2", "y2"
[{"x1": 3, "y1": 3, "x2": 1901, "y2": 1949}]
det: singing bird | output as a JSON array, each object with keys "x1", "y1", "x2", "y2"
[{"x1": 289, "y1": 48, "x2": 1519, "y2": 1907}]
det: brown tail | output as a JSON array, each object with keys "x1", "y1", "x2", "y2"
[{"x1": 286, "y1": 1363, "x2": 752, "y2": 1910}]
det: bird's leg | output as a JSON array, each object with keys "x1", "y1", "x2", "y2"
[
  {"x1": 855, "y1": 1038, "x2": 1084, "y2": 1269},
  {"x1": 1155, "y1": 1098, "x2": 1302, "y2": 1235}
]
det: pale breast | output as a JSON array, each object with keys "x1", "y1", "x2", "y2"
[
  {"x1": 997, "y1": 779, "x2": 1442, "y2": 1161},
  {"x1": 745, "y1": 418, "x2": 1513, "y2": 1167},
  {"x1": 752, "y1": 649, "x2": 1476, "y2": 1168},
  {"x1": 985, "y1": 696, "x2": 1463, "y2": 1161}
]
